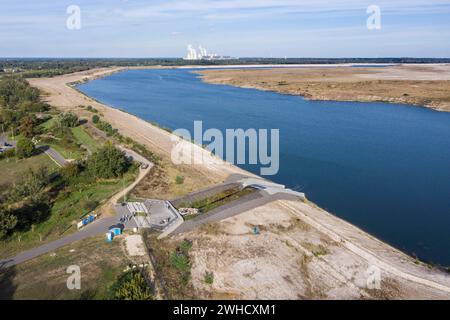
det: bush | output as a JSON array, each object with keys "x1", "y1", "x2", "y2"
[
  {"x1": 204, "y1": 272, "x2": 214, "y2": 285},
  {"x1": 60, "y1": 162, "x2": 81, "y2": 182},
  {"x1": 80, "y1": 199, "x2": 99, "y2": 212},
  {"x1": 95, "y1": 120, "x2": 114, "y2": 136},
  {"x1": 0, "y1": 209, "x2": 18, "y2": 239},
  {"x1": 92, "y1": 114, "x2": 100, "y2": 124},
  {"x1": 109, "y1": 270, "x2": 153, "y2": 300},
  {"x1": 87, "y1": 144, "x2": 130, "y2": 179},
  {"x1": 16, "y1": 137, "x2": 35, "y2": 158},
  {"x1": 58, "y1": 112, "x2": 79, "y2": 128},
  {"x1": 175, "y1": 175, "x2": 184, "y2": 185},
  {"x1": 86, "y1": 105, "x2": 98, "y2": 113},
  {"x1": 170, "y1": 240, "x2": 192, "y2": 285}
]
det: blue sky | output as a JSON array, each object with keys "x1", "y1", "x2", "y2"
[{"x1": 1, "y1": 0, "x2": 450, "y2": 58}]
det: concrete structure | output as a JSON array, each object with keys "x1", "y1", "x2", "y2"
[{"x1": 115, "y1": 199, "x2": 183, "y2": 232}]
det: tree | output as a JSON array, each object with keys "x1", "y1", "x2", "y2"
[
  {"x1": 58, "y1": 112, "x2": 79, "y2": 128},
  {"x1": 0, "y1": 209, "x2": 17, "y2": 239},
  {"x1": 92, "y1": 114, "x2": 100, "y2": 124},
  {"x1": 19, "y1": 115, "x2": 37, "y2": 138},
  {"x1": 16, "y1": 137, "x2": 35, "y2": 158},
  {"x1": 8, "y1": 166, "x2": 50, "y2": 202},
  {"x1": 87, "y1": 144, "x2": 129, "y2": 179},
  {"x1": 61, "y1": 162, "x2": 80, "y2": 182}
]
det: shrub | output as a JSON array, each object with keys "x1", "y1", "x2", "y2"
[
  {"x1": 86, "y1": 105, "x2": 98, "y2": 113},
  {"x1": 92, "y1": 114, "x2": 100, "y2": 124},
  {"x1": 0, "y1": 209, "x2": 18, "y2": 239},
  {"x1": 175, "y1": 175, "x2": 184, "y2": 185},
  {"x1": 109, "y1": 270, "x2": 153, "y2": 300},
  {"x1": 170, "y1": 240, "x2": 192, "y2": 285},
  {"x1": 60, "y1": 162, "x2": 81, "y2": 182},
  {"x1": 58, "y1": 112, "x2": 79, "y2": 128},
  {"x1": 16, "y1": 137, "x2": 35, "y2": 158},
  {"x1": 204, "y1": 272, "x2": 214, "y2": 285}
]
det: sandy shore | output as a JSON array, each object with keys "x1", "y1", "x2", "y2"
[
  {"x1": 28, "y1": 67, "x2": 251, "y2": 185},
  {"x1": 28, "y1": 67, "x2": 450, "y2": 299},
  {"x1": 196, "y1": 64, "x2": 450, "y2": 112}
]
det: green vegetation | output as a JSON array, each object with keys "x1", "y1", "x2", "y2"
[
  {"x1": 175, "y1": 175, "x2": 184, "y2": 185},
  {"x1": 87, "y1": 143, "x2": 130, "y2": 179},
  {"x1": 19, "y1": 115, "x2": 38, "y2": 138},
  {"x1": 71, "y1": 126, "x2": 100, "y2": 153},
  {"x1": 0, "y1": 153, "x2": 57, "y2": 187},
  {"x1": 0, "y1": 161, "x2": 138, "y2": 258},
  {"x1": 40, "y1": 117, "x2": 100, "y2": 160},
  {"x1": 57, "y1": 112, "x2": 79, "y2": 128},
  {"x1": 108, "y1": 270, "x2": 153, "y2": 300},
  {"x1": 204, "y1": 272, "x2": 214, "y2": 285},
  {"x1": 2, "y1": 57, "x2": 450, "y2": 80},
  {"x1": 143, "y1": 233, "x2": 195, "y2": 299},
  {"x1": 180, "y1": 187, "x2": 256, "y2": 214},
  {"x1": 86, "y1": 105, "x2": 98, "y2": 113},
  {"x1": 92, "y1": 114, "x2": 100, "y2": 124},
  {"x1": 169, "y1": 240, "x2": 192, "y2": 285},
  {"x1": 95, "y1": 119, "x2": 117, "y2": 136},
  {"x1": 0, "y1": 77, "x2": 49, "y2": 137},
  {"x1": 0, "y1": 75, "x2": 139, "y2": 258}
]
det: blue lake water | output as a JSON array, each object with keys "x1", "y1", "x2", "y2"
[{"x1": 77, "y1": 69, "x2": 450, "y2": 266}]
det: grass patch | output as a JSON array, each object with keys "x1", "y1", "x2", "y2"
[
  {"x1": 40, "y1": 117, "x2": 58, "y2": 130},
  {"x1": 71, "y1": 126, "x2": 101, "y2": 153},
  {"x1": 0, "y1": 153, "x2": 58, "y2": 187}
]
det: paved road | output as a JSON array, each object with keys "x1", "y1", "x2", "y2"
[
  {"x1": 38, "y1": 145, "x2": 68, "y2": 167},
  {"x1": 172, "y1": 191, "x2": 299, "y2": 235},
  {"x1": 0, "y1": 216, "x2": 117, "y2": 269}
]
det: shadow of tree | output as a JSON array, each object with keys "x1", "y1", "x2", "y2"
[
  {"x1": 0, "y1": 263, "x2": 17, "y2": 300},
  {"x1": 13, "y1": 200, "x2": 51, "y2": 233}
]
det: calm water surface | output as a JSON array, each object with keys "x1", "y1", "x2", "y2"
[{"x1": 78, "y1": 69, "x2": 450, "y2": 266}]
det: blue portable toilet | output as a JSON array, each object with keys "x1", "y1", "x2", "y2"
[
  {"x1": 83, "y1": 218, "x2": 89, "y2": 226},
  {"x1": 106, "y1": 232, "x2": 114, "y2": 242},
  {"x1": 112, "y1": 227, "x2": 122, "y2": 236},
  {"x1": 88, "y1": 215, "x2": 95, "y2": 222}
]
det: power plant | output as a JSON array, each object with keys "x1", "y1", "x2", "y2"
[{"x1": 184, "y1": 44, "x2": 235, "y2": 61}]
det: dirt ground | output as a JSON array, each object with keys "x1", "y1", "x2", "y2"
[
  {"x1": 196, "y1": 64, "x2": 450, "y2": 112},
  {"x1": 0, "y1": 236, "x2": 132, "y2": 300},
  {"x1": 169, "y1": 200, "x2": 450, "y2": 300}
]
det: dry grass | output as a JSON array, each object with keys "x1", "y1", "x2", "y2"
[{"x1": 0, "y1": 235, "x2": 132, "y2": 300}]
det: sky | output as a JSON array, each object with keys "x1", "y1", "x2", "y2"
[{"x1": 1, "y1": 0, "x2": 450, "y2": 58}]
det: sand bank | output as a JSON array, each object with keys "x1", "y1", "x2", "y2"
[
  {"x1": 196, "y1": 64, "x2": 450, "y2": 112},
  {"x1": 28, "y1": 67, "x2": 450, "y2": 299}
]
